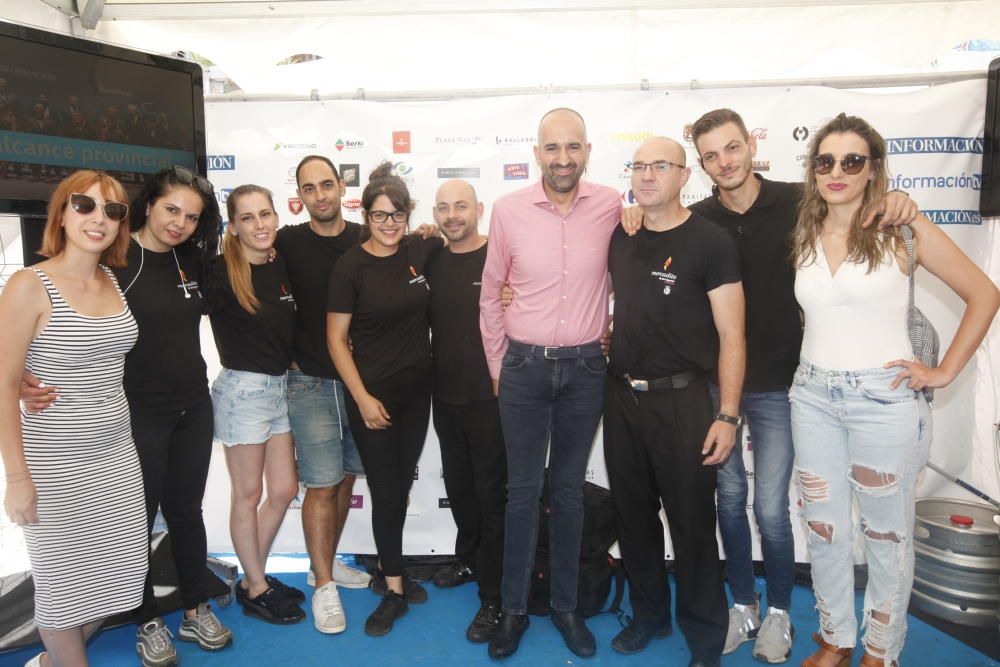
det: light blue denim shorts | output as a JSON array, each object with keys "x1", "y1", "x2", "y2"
[{"x1": 211, "y1": 368, "x2": 290, "y2": 447}]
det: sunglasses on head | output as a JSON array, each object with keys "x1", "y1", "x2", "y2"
[
  {"x1": 811, "y1": 153, "x2": 871, "y2": 176},
  {"x1": 70, "y1": 193, "x2": 129, "y2": 222},
  {"x1": 172, "y1": 165, "x2": 214, "y2": 196}
]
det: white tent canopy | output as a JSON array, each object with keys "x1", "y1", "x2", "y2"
[{"x1": 7, "y1": 1, "x2": 1000, "y2": 97}]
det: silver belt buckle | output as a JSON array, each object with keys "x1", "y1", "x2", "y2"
[
  {"x1": 626, "y1": 375, "x2": 649, "y2": 391},
  {"x1": 544, "y1": 346, "x2": 559, "y2": 359}
]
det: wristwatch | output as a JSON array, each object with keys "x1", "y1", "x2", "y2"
[{"x1": 715, "y1": 412, "x2": 742, "y2": 427}]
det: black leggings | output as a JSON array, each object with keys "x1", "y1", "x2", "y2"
[
  {"x1": 344, "y1": 366, "x2": 432, "y2": 577},
  {"x1": 132, "y1": 393, "x2": 215, "y2": 621}
]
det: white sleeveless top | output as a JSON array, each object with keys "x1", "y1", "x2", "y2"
[{"x1": 795, "y1": 242, "x2": 911, "y2": 370}]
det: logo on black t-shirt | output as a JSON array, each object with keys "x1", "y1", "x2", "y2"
[
  {"x1": 408, "y1": 265, "x2": 429, "y2": 290},
  {"x1": 279, "y1": 282, "x2": 296, "y2": 305},
  {"x1": 650, "y1": 256, "x2": 677, "y2": 295}
]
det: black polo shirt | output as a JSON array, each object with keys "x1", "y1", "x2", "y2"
[{"x1": 689, "y1": 175, "x2": 803, "y2": 392}]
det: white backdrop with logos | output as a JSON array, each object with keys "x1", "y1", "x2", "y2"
[{"x1": 199, "y1": 80, "x2": 998, "y2": 563}]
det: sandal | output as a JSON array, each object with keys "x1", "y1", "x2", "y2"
[{"x1": 802, "y1": 632, "x2": 853, "y2": 667}]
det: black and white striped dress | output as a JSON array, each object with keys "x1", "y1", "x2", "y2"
[{"x1": 20, "y1": 267, "x2": 148, "y2": 630}]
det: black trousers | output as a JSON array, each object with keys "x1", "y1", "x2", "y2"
[
  {"x1": 132, "y1": 393, "x2": 215, "y2": 621},
  {"x1": 432, "y1": 396, "x2": 507, "y2": 601},
  {"x1": 344, "y1": 366, "x2": 432, "y2": 577},
  {"x1": 602, "y1": 375, "x2": 727, "y2": 663}
]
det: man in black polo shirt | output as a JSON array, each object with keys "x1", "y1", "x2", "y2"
[
  {"x1": 686, "y1": 109, "x2": 918, "y2": 663},
  {"x1": 426, "y1": 179, "x2": 507, "y2": 643},
  {"x1": 605, "y1": 136, "x2": 744, "y2": 667}
]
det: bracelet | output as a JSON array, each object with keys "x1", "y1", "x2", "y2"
[
  {"x1": 715, "y1": 412, "x2": 741, "y2": 427},
  {"x1": 5, "y1": 473, "x2": 31, "y2": 483}
]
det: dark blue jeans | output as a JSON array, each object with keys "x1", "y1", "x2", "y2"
[
  {"x1": 710, "y1": 385, "x2": 796, "y2": 611},
  {"x1": 498, "y1": 339, "x2": 606, "y2": 615}
]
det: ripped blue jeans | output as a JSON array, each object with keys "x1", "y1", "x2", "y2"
[{"x1": 789, "y1": 358, "x2": 930, "y2": 664}]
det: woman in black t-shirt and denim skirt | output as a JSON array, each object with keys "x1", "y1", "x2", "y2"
[
  {"x1": 207, "y1": 184, "x2": 305, "y2": 625},
  {"x1": 327, "y1": 163, "x2": 444, "y2": 637}
]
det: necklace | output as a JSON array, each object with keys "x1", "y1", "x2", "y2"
[{"x1": 127, "y1": 231, "x2": 192, "y2": 298}]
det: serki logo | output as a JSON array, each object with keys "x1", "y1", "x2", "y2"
[
  {"x1": 663, "y1": 257, "x2": 672, "y2": 271},
  {"x1": 335, "y1": 139, "x2": 345, "y2": 152},
  {"x1": 343, "y1": 198, "x2": 362, "y2": 210},
  {"x1": 288, "y1": 197, "x2": 303, "y2": 215},
  {"x1": 750, "y1": 127, "x2": 768, "y2": 140},
  {"x1": 393, "y1": 130, "x2": 411, "y2": 153}
]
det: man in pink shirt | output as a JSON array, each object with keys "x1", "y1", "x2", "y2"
[{"x1": 479, "y1": 108, "x2": 622, "y2": 660}]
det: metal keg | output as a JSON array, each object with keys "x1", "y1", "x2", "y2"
[{"x1": 911, "y1": 497, "x2": 1000, "y2": 629}]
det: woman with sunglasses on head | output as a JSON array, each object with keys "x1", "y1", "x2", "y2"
[
  {"x1": 0, "y1": 171, "x2": 147, "y2": 667},
  {"x1": 327, "y1": 162, "x2": 444, "y2": 637},
  {"x1": 206, "y1": 184, "x2": 304, "y2": 626},
  {"x1": 789, "y1": 113, "x2": 999, "y2": 667},
  {"x1": 21, "y1": 166, "x2": 231, "y2": 666}
]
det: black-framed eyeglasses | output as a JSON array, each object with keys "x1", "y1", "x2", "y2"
[
  {"x1": 172, "y1": 165, "x2": 214, "y2": 195},
  {"x1": 368, "y1": 210, "x2": 409, "y2": 223},
  {"x1": 628, "y1": 160, "x2": 685, "y2": 174},
  {"x1": 70, "y1": 192, "x2": 129, "y2": 222},
  {"x1": 811, "y1": 153, "x2": 870, "y2": 176}
]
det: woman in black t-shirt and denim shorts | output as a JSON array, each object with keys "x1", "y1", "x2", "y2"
[
  {"x1": 207, "y1": 184, "x2": 305, "y2": 625},
  {"x1": 327, "y1": 163, "x2": 444, "y2": 637}
]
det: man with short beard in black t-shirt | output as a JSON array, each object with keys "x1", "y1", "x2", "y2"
[
  {"x1": 425, "y1": 179, "x2": 507, "y2": 644},
  {"x1": 605, "y1": 137, "x2": 744, "y2": 667}
]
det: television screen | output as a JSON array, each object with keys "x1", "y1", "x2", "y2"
[{"x1": 0, "y1": 21, "x2": 205, "y2": 216}]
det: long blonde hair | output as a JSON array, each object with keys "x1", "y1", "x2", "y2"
[
  {"x1": 791, "y1": 113, "x2": 897, "y2": 274},
  {"x1": 223, "y1": 184, "x2": 276, "y2": 313}
]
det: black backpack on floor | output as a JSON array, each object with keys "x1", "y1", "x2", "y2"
[{"x1": 527, "y1": 471, "x2": 626, "y2": 618}]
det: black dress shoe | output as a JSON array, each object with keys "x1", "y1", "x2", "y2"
[
  {"x1": 364, "y1": 591, "x2": 409, "y2": 637},
  {"x1": 488, "y1": 613, "x2": 529, "y2": 659},
  {"x1": 611, "y1": 617, "x2": 673, "y2": 654},
  {"x1": 370, "y1": 571, "x2": 428, "y2": 603},
  {"x1": 551, "y1": 610, "x2": 596, "y2": 658},
  {"x1": 433, "y1": 562, "x2": 477, "y2": 588},
  {"x1": 467, "y1": 599, "x2": 502, "y2": 643}
]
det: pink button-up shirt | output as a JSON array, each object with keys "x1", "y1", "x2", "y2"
[{"x1": 479, "y1": 179, "x2": 623, "y2": 378}]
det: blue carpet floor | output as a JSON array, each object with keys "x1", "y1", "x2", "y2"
[{"x1": 1, "y1": 559, "x2": 996, "y2": 667}]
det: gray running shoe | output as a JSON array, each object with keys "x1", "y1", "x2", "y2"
[
  {"x1": 136, "y1": 618, "x2": 178, "y2": 667},
  {"x1": 752, "y1": 609, "x2": 794, "y2": 663},
  {"x1": 178, "y1": 602, "x2": 233, "y2": 650},
  {"x1": 722, "y1": 599, "x2": 760, "y2": 655}
]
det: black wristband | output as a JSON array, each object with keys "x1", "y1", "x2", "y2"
[{"x1": 715, "y1": 412, "x2": 740, "y2": 426}]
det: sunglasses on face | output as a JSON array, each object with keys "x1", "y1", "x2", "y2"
[
  {"x1": 70, "y1": 193, "x2": 129, "y2": 222},
  {"x1": 172, "y1": 165, "x2": 214, "y2": 196},
  {"x1": 811, "y1": 153, "x2": 871, "y2": 176},
  {"x1": 368, "y1": 210, "x2": 409, "y2": 224}
]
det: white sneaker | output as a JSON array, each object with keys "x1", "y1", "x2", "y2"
[
  {"x1": 334, "y1": 558, "x2": 372, "y2": 589},
  {"x1": 312, "y1": 582, "x2": 347, "y2": 634},
  {"x1": 752, "y1": 608, "x2": 794, "y2": 663},
  {"x1": 722, "y1": 600, "x2": 761, "y2": 655}
]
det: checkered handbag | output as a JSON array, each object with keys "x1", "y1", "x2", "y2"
[{"x1": 901, "y1": 224, "x2": 940, "y2": 402}]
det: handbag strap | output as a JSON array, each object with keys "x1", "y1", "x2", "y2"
[{"x1": 900, "y1": 224, "x2": 917, "y2": 331}]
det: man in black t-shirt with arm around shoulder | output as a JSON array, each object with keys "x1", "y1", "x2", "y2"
[
  {"x1": 604, "y1": 137, "x2": 745, "y2": 667},
  {"x1": 273, "y1": 156, "x2": 370, "y2": 635},
  {"x1": 425, "y1": 179, "x2": 507, "y2": 643}
]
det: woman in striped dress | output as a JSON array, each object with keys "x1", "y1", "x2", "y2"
[{"x1": 0, "y1": 170, "x2": 148, "y2": 667}]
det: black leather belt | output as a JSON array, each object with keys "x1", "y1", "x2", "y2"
[{"x1": 613, "y1": 369, "x2": 702, "y2": 392}]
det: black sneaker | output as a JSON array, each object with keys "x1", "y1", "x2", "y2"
[
  {"x1": 242, "y1": 587, "x2": 306, "y2": 624},
  {"x1": 364, "y1": 591, "x2": 409, "y2": 637},
  {"x1": 466, "y1": 599, "x2": 502, "y2": 643},
  {"x1": 432, "y1": 562, "x2": 477, "y2": 588},
  {"x1": 611, "y1": 617, "x2": 673, "y2": 654},
  {"x1": 370, "y1": 571, "x2": 428, "y2": 604},
  {"x1": 235, "y1": 577, "x2": 304, "y2": 605}
]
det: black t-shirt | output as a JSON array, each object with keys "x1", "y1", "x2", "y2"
[
  {"x1": 207, "y1": 253, "x2": 297, "y2": 376},
  {"x1": 608, "y1": 213, "x2": 741, "y2": 377},
  {"x1": 689, "y1": 176, "x2": 803, "y2": 392},
  {"x1": 426, "y1": 243, "x2": 493, "y2": 404},
  {"x1": 113, "y1": 239, "x2": 208, "y2": 411},
  {"x1": 327, "y1": 237, "x2": 444, "y2": 386},
  {"x1": 274, "y1": 221, "x2": 362, "y2": 379}
]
